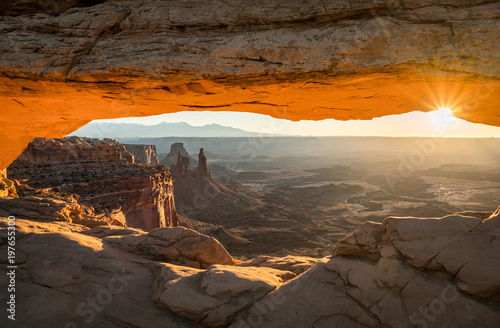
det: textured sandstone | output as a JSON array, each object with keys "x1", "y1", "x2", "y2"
[
  {"x1": 0, "y1": 194, "x2": 122, "y2": 227},
  {"x1": 1, "y1": 208, "x2": 500, "y2": 327},
  {"x1": 193, "y1": 148, "x2": 211, "y2": 178},
  {"x1": 153, "y1": 263, "x2": 295, "y2": 327},
  {"x1": 8, "y1": 137, "x2": 179, "y2": 230},
  {"x1": 171, "y1": 147, "x2": 211, "y2": 179},
  {"x1": 13, "y1": 136, "x2": 134, "y2": 163},
  {"x1": 337, "y1": 221, "x2": 385, "y2": 260},
  {"x1": 238, "y1": 255, "x2": 318, "y2": 275},
  {"x1": 161, "y1": 143, "x2": 195, "y2": 167},
  {"x1": 170, "y1": 151, "x2": 192, "y2": 178},
  {"x1": 83, "y1": 225, "x2": 236, "y2": 269},
  {"x1": 232, "y1": 210, "x2": 500, "y2": 327},
  {"x1": 1, "y1": 0, "x2": 500, "y2": 169},
  {"x1": 0, "y1": 179, "x2": 127, "y2": 227},
  {"x1": 0, "y1": 217, "x2": 197, "y2": 328},
  {"x1": 383, "y1": 214, "x2": 482, "y2": 268},
  {"x1": 123, "y1": 144, "x2": 160, "y2": 166},
  {"x1": 0, "y1": 172, "x2": 17, "y2": 198}
]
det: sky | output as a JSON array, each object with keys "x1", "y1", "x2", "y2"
[{"x1": 93, "y1": 108, "x2": 500, "y2": 138}]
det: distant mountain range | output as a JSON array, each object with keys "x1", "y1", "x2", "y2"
[{"x1": 70, "y1": 122, "x2": 282, "y2": 138}]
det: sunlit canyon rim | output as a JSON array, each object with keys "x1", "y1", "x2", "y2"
[{"x1": 1, "y1": 1, "x2": 500, "y2": 328}]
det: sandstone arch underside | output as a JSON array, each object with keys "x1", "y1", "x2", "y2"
[{"x1": 1, "y1": 0, "x2": 499, "y2": 169}]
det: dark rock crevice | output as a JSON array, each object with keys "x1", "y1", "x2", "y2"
[{"x1": 1, "y1": 0, "x2": 107, "y2": 16}]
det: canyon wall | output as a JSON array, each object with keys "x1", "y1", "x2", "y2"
[
  {"x1": 8, "y1": 137, "x2": 179, "y2": 230},
  {"x1": 170, "y1": 148, "x2": 210, "y2": 179},
  {"x1": 1, "y1": 0, "x2": 499, "y2": 169},
  {"x1": 123, "y1": 144, "x2": 160, "y2": 166},
  {"x1": 161, "y1": 143, "x2": 196, "y2": 167},
  {"x1": 13, "y1": 137, "x2": 134, "y2": 163}
]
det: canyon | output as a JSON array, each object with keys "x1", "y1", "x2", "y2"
[
  {"x1": 7, "y1": 137, "x2": 179, "y2": 231},
  {"x1": 1, "y1": 0, "x2": 500, "y2": 327},
  {"x1": 1, "y1": 137, "x2": 499, "y2": 327}
]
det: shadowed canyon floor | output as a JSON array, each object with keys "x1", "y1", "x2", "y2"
[{"x1": 120, "y1": 136, "x2": 500, "y2": 259}]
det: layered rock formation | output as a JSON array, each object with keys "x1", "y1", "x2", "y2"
[
  {"x1": 1, "y1": 0, "x2": 500, "y2": 169},
  {"x1": 170, "y1": 148, "x2": 210, "y2": 179},
  {"x1": 193, "y1": 148, "x2": 211, "y2": 178},
  {"x1": 1, "y1": 207, "x2": 499, "y2": 327},
  {"x1": 168, "y1": 148, "x2": 254, "y2": 227},
  {"x1": 0, "y1": 0, "x2": 106, "y2": 16},
  {"x1": 123, "y1": 144, "x2": 160, "y2": 166},
  {"x1": 12, "y1": 137, "x2": 134, "y2": 164},
  {"x1": 0, "y1": 192, "x2": 125, "y2": 227},
  {"x1": 0, "y1": 171, "x2": 17, "y2": 198},
  {"x1": 171, "y1": 152, "x2": 192, "y2": 178},
  {"x1": 8, "y1": 137, "x2": 179, "y2": 230},
  {"x1": 161, "y1": 143, "x2": 196, "y2": 167}
]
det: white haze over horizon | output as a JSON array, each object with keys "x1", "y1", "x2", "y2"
[{"x1": 90, "y1": 109, "x2": 500, "y2": 138}]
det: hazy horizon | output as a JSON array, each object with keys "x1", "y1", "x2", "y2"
[{"x1": 84, "y1": 108, "x2": 500, "y2": 138}]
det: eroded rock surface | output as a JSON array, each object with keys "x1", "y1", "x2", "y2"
[
  {"x1": 0, "y1": 218, "x2": 197, "y2": 328},
  {"x1": 162, "y1": 143, "x2": 195, "y2": 167},
  {"x1": 193, "y1": 148, "x2": 211, "y2": 178},
  {"x1": 8, "y1": 137, "x2": 179, "y2": 230},
  {"x1": 0, "y1": 180, "x2": 127, "y2": 227},
  {"x1": 238, "y1": 255, "x2": 318, "y2": 275},
  {"x1": 13, "y1": 136, "x2": 134, "y2": 163},
  {"x1": 1, "y1": 207, "x2": 500, "y2": 328},
  {"x1": 82, "y1": 225, "x2": 236, "y2": 269},
  {"x1": 0, "y1": 171, "x2": 17, "y2": 198},
  {"x1": 153, "y1": 263, "x2": 295, "y2": 327},
  {"x1": 123, "y1": 143, "x2": 160, "y2": 166},
  {"x1": 233, "y1": 208, "x2": 500, "y2": 327},
  {"x1": 1, "y1": 0, "x2": 499, "y2": 169}
]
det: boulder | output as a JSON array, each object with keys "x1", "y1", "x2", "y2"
[
  {"x1": 238, "y1": 255, "x2": 318, "y2": 275},
  {"x1": 383, "y1": 215, "x2": 481, "y2": 268},
  {"x1": 153, "y1": 263, "x2": 295, "y2": 327},
  {"x1": 83, "y1": 225, "x2": 237, "y2": 269},
  {"x1": 0, "y1": 218, "x2": 196, "y2": 328},
  {"x1": 336, "y1": 221, "x2": 384, "y2": 260},
  {"x1": 232, "y1": 209, "x2": 500, "y2": 327}
]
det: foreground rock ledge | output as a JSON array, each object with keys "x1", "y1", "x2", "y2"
[
  {"x1": 1, "y1": 0, "x2": 500, "y2": 169},
  {"x1": 1, "y1": 207, "x2": 499, "y2": 327}
]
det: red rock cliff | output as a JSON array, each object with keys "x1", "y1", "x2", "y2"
[
  {"x1": 123, "y1": 144, "x2": 160, "y2": 166},
  {"x1": 8, "y1": 137, "x2": 179, "y2": 231}
]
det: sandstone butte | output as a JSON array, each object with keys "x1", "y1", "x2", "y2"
[{"x1": 1, "y1": 0, "x2": 499, "y2": 170}]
